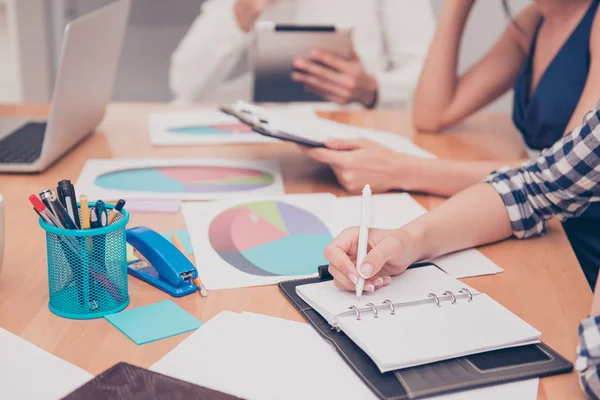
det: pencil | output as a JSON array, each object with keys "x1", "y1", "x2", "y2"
[
  {"x1": 80, "y1": 195, "x2": 90, "y2": 229},
  {"x1": 172, "y1": 234, "x2": 208, "y2": 297}
]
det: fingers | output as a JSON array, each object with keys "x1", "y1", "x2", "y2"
[
  {"x1": 324, "y1": 227, "x2": 360, "y2": 288},
  {"x1": 292, "y1": 57, "x2": 354, "y2": 91},
  {"x1": 291, "y1": 72, "x2": 352, "y2": 103},
  {"x1": 302, "y1": 83, "x2": 348, "y2": 105},
  {"x1": 303, "y1": 147, "x2": 348, "y2": 166},
  {"x1": 358, "y1": 236, "x2": 403, "y2": 279},
  {"x1": 329, "y1": 264, "x2": 356, "y2": 291},
  {"x1": 309, "y1": 49, "x2": 355, "y2": 74},
  {"x1": 325, "y1": 138, "x2": 367, "y2": 151},
  {"x1": 324, "y1": 228, "x2": 359, "y2": 271},
  {"x1": 365, "y1": 275, "x2": 392, "y2": 290}
]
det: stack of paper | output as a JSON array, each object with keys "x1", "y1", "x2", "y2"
[
  {"x1": 150, "y1": 312, "x2": 538, "y2": 400},
  {"x1": 0, "y1": 328, "x2": 92, "y2": 399}
]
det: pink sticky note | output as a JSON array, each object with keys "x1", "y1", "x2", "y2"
[{"x1": 125, "y1": 199, "x2": 181, "y2": 213}]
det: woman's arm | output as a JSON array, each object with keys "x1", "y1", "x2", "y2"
[
  {"x1": 324, "y1": 102, "x2": 600, "y2": 289},
  {"x1": 412, "y1": 2, "x2": 539, "y2": 132},
  {"x1": 577, "y1": 277, "x2": 600, "y2": 400},
  {"x1": 169, "y1": 0, "x2": 270, "y2": 102},
  {"x1": 304, "y1": 138, "x2": 523, "y2": 196}
]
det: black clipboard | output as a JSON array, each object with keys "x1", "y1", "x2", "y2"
[{"x1": 219, "y1": 105, "x2": 326, "y2": 148}]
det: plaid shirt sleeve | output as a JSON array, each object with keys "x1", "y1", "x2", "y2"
[
  {"x1": 484, "y1": 102, "x2": 600, "y2": 239},
  {"x1": 578, "y1": 316, "x2": 600, "y2": 399}
]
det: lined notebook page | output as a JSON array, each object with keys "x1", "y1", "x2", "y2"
[
  {"x1": 337, "y1": 294, "x2": 541, "y2": 373},
  {"x1": 296, "y1": 266, "x2": 476, "y2": 324}
]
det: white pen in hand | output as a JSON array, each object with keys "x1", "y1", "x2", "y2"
[{"x1": 356, "y1": 184, "x2": 371, "y2": 299}]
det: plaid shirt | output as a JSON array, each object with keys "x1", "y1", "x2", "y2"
[
  {"x1": 484, "y1": 101, "x2": 600, "y2": 398},
  {"x1": 485, "y1": 102, "x2": 600, "y2": 239}
]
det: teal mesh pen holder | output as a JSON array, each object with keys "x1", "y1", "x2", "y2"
[{"x1": 39, "y1": 203, "x2": 130, "y2": 319}]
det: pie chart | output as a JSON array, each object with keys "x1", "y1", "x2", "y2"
[
  {"x1": 169, "y1": 123, "x2": 253, "y2": 135},
  {"x1": 94, "y1": 166, "x2": 274, "y2": 193},
  {"x1": 209, "y1": 201, "x2": 332, "y2": 276}
]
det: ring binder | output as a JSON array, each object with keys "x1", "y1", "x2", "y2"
[
  {"x1": 459, "y1": 288, "x2": 473, "y2": 302},
  {"x1": 366, "y1": 303, "x2": 378, "y2": 318},
  {"x1": 344, "y1": 288, "x2": 477, "y2": 320},
  {"x1": 383, "y1": 300, "x2": 396, "y2": 315},
  {"x1": 429, "y1": 293, "x2": 441, "y2": 307},
  {"x1": 349, "y1": 305, "x2": 361, "y2": 320},
  {"x1": 442, "y1": 291, "x2": 457, "y2": 304}
]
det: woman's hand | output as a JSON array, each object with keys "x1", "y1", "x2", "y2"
[
  {"x1": 291, "y1": 48, "x2": 378, "y2": 108},
  {"x1": 234, "y1": 0, "x2": 276, "y2": 32},
  {"x1": 324, "y1": 227, "x2": 420, "y2": 292},
  {"x1": 301, "y1": 138, "x2": 421, "y2": 194}
]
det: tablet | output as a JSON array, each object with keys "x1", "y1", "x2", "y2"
[{"x1": 252, "y1": 22, "x2": 353, "y2": 103}]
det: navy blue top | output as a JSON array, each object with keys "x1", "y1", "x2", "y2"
[{"x1": 513, "y1": 0, "x2": 600, "y2": 288}]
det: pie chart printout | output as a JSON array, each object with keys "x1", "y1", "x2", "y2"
[
  {"x1": 94, "y1": 166, "x2": 275, "y2": 193},
  {"x1": 209, "y1": 201, "x2": 333, "y2": 276},
  {"x1": 169, "y1": 123, "x2": 253, "y2": 135}
]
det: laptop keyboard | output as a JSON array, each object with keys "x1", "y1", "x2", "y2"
[{"x1": 0, "y1": 122, "x2": 46, "y2": 164}]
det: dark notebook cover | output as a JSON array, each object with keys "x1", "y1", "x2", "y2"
[
  {"x1": 279, "y1": 265, "x2": 573, "y2": 399},
  {"x1": 62, "y1": 362, "x2": 241, "y2": 400}
]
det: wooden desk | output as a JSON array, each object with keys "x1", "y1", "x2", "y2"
[{"x1": 0, "y1": 103, "x2": 591, "y2": 400}]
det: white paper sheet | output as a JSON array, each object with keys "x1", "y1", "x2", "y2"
[
  {"x1": 151, "y1": 311, "x2": 379, "y2": 400},
  {"x1": 0, "y1": 328, "x2": 92, "y2": 400},
  {"x1": 75, "y1": 158, "x2": 285, "y2": 201},
  {"x1": 149, "y1": 109, "x2": 279, "y2": 146},
  {"x1": 267, "y1": 110, "x2": 436, "y2": 158},
  {"x1": 181, "y1": 193, "x2": 338, "y2": 289},
  {"x1": 151, "y1": 312, "x2": 538, "y2": 400},
  {"x1": 334, "y1": 194, "x2": 504, "y2": 278},
  {"x1": 125, "y1": 199, "x2": 181, "y2": 213}
]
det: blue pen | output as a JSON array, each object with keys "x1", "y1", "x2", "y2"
[{"x1": 93, "y1": 200, "x2": 108, "y2": 228}]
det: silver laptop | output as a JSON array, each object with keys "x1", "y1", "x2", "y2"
[{"x1": 0, "y1": 0, "x2": 131, "y2": 173}]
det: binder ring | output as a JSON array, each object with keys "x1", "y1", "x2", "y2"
[
  {"x1": 383, "y1": 300, "x2": 396, "y2": 315},
  {"x1": 366, "y1": 303, "x2": 378, "y2": 318},
  {"x1": 349, "y1": 305, "x2": 361, "y2": 320},
  {"x1": 428, "y1": 293, "x2": 441, "y2": 307},
  {"x1": 443, "y1": 291, "x2": 457, "y2": 304},
  {"x1": 459, "y1": 288, "x2": 473, "y2": 302}
]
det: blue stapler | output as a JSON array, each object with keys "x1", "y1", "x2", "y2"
[{"x1": 126, "y1": 226, "x2": 198, "y2": 297}]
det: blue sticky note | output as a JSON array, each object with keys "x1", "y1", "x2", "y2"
[
  {"x1": 105, "y1": 300, "x2": 202, "y2": 345},
  {"x1": 162, "y1": 230, "x2": 194, "y2": 255}
]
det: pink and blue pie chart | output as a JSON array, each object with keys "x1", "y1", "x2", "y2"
[
  {"x1": 209, "y1": 201, "x2": 332, "y2": 276},
  {"x1": 94, "y1": 166, "x2": 274, "y2": 193},
  {"x1": 168, "y1": 122, "x2": 253, "y2": 135}
]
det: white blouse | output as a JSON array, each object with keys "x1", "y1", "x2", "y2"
[{"x1": 169, "y1": 0, "x2": 436, "y2": 108}]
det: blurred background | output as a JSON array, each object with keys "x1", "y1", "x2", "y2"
[{"x1": 0, "y1": 0, "x2": 528, "y2": 110}]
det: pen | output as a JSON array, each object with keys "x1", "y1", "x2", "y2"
[
  {"x1": 90, "y1": 210, "x2": 99, "y2": 229},
  {"x1": 89, "y1": 202, "x2": 122, "y2": 303},
  {"x1": 39, "y1": 189, "x2": 59, "y2": 221},
  {"x1": 107, "y1": 199, "x2": 125, "y2": 225},
  {"x1": 355, "y1": 184, "x2": 371, "y2": 299},
  {"x1": 94, "y1": 200, "x2": 108, "y2": 228},
  {"x1": 80, "y1": 195, "x2": 91, "y2": 229},
  {"x1": 172, "y1": 234, "x2": 208, "y2": 297},
  {"x1": 29, "y1": 195, "x2": 62, "y2": 228},
  {"x1": 48, "y1": 192, "x2": 77, "y2": 230},
  {"x1": 57, "y1": 180, "x2": 81, "y2": 229},
  {"x1": 30, "y1": 194, "x2": 85, "y2": 305}
]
